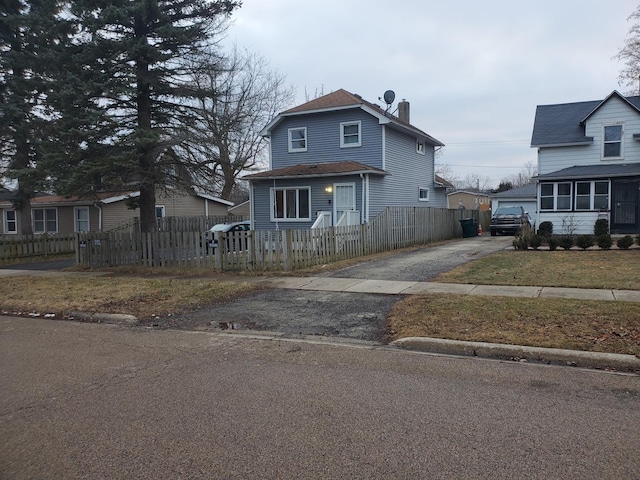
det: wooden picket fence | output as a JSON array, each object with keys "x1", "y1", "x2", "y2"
[
  {"x1": 76, "y1": 207, "x2": 489, "y2": 272},
  {"x1": 0, "y1": 234, "x2": 76, "y2": 262}
]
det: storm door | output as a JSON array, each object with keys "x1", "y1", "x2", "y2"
[
  {"x1": 333, "y1": 183, "x2": 356, "y2": 226},
  {"x1": 611, "y1": 181, "x2": 639, "y2": 233}
]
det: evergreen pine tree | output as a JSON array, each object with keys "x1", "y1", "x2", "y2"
[{"x1": 51, "y1": 0, "x2": 240, "y2": 233}]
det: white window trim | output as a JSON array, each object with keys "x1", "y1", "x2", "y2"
[
  {"x1": 4, "y1": 210, "x2": 17, "y2": 234},
  {"x1": 288, "y1": 127, "x2": 307, "y2": 153},
  {"x1": 602, "y1": 123, "x2": 624, "y2": 160},
  {"x1": 74, "y1": 206, "x2": 90, "y2": 232},
  {"x1": 270, "y1": 186, "x2": 311, "y2": 222},
  {"x1": 155, "y1": 205, "x2": 166, "y2": 218},
  {"x1": 575, "y1": 180, "x2": 610, "y2": 211},
  {"x1": 418, "y1": 187, "x2": 430, "y2": 202},
  {"x1": 340, "y1": 121, "x2": 361, "y2": 148},
  {"x1": 32, "y1": 207, "x2": 58, "y2": 234},
  {"x1": 540, "y1": 182, "x2": 572, "y2": 211},
  {"x1": 416, "y1": 140, "x2": 425, "y2": 155}
]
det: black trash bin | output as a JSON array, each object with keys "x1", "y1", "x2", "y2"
[{"x1": 460, "y1": 218, "x2": 478, "y2": 238}]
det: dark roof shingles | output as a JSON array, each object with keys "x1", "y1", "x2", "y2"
[
  {"x1": 531, "y1": 94, "x2": 640, "y2": 147},
  {"x1": 245, "y1": 161, "x2": 387, "y2": 180}
]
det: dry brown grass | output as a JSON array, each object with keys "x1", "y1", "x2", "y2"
[
  {"x1": 388, "y1": 294, "x2": 640, "y2": 356},
  {"x1": 0, "y1": 276, "x2": 256, "y2": 320},
  {"x1": 388, "y1": 249, "x2": 640, "y2": 355},
  {"x1": 436, "y1": 250, "x2": 640, "y2": 289}
]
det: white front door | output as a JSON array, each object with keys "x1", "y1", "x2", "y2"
[{"x1": 334, "y1": 183, "x2": 356, "y2": 225}]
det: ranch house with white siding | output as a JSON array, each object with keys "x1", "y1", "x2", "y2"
[
  {"x1": 531, "y1": 91, "x2": 640, "y2": 234},
  {"x1": 245, "y1": 89, "x2": 448, "y2": 230}
]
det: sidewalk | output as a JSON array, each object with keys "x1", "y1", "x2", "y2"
[{"x1": 256, "y1": 275, "x2": 640, "y2": 302}]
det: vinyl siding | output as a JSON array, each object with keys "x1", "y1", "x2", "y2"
[
  {"x1": 539, "y1": 95, "x2": 640, "y2": 175},
  {"x1": 270, "y1": 109, "x2": 384, "y2": 170},
  {"x1": 536, "y1": 211, "x2": 599, "y2": 235},
  {"x1": 369, "y1": 126, "x2": 443, "y2": 216},
  {"x1": 251, "y1": 176, "x2": 364, "y2": 230}
]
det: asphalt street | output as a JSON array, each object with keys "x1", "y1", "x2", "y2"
[{"x1": 1, "y1": 317, "x2": 639, "y2": 479}]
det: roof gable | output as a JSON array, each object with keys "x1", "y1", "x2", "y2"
[
  {"x1": 261, "y1": 88, "x2": 444, "y2": 147},
  {"x1": 581, "y1": 90, "x2": 640, "y2": 123},
  {"x1": 531, "y1": 91, "x2": 640, "y2": 148}
]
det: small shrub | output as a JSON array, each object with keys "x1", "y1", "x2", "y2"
[
  {"x1": 547, "y1": 237, "x2": 558, "y2": 251},
  {"x1": 528, "y1": 234, "x2": 542, "y2": 250},
  {"x1": 512, "y1": 235, "x2": 529, "y2": 250},
  {"x1": 558, "y1": 236, "x2": 574, "y2": 250},
  {"x1": 594, "y1": 218, "x2": 609, "y2": 236},
  {"x1": 575, "y1": 234, "x2": 594, "y2": 250},
  {"x1": 617, "y1": 235, "x2": 634, "y2": 250},
  {"x1": 538, "y1": 221, "x2": 553, "y2": 238},
  {"x1": 597, "y1": 234, "x2": 612, "y2": 250}
]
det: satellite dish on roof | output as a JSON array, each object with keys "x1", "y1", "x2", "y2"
[{"x1": 383, "y1": 90, "x2": 396, "y2": 105}]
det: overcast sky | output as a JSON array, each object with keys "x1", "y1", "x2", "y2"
[{"x1": 223, "y1": 0, "x2": 639, "y2": 188}]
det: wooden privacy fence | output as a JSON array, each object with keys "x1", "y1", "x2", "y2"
[
  {"x1": 76, "y1": 207, "x2": 490, "y2": 271},
  {"x1": 0, "y1": 234, "x2": 76, "y2": 262}
]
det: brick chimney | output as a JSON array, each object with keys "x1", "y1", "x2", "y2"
[{"x1": 398, "y1": 99, "x2": 410, "y2": 123}]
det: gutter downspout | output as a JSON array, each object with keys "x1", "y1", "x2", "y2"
[
  {"x1": 249, "y1": 183, "x2": 255, "y2": 230},
  {"x1": 94, "y1": 203, "x2": 103, "y2": 231},
  {"x1": 366, "y1": 174, "x2": 370, "y2": 222},
  {"x1": 360, "y1": 174, "x2": 365, "y2": 224}
]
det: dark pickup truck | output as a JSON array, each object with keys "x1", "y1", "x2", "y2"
[{"x1": 490, "y1": 206, "x2": 531, "y2": 236}]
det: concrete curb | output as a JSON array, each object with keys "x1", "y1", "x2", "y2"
[
  {"x1": 71, "y1": 311, "x2": 138, "y2": 326},
  {"x1": 392, "y1": 337, "x2": 640, "y2": 372}
]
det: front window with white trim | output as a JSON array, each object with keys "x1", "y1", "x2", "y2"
[
  {"x1": 155, "y1": 205, "x2": 165, "y2": 218},
  {"x1": 575, "y1": 181, "x2": 609, "y2": 210},
  {"x1": 418, "y1": 187, "x2": 430, "y2": 201},
  {"x1": 271, "y1": 187, "x2": 311, "y2": 221},
  {"x1": 4, "y1": 210, "x2": 17, "y2": 234},
  {"x1": 33, "y1": 208, "x2": 58, "y2": 233},
  {"x1": 540, "y1": 182, "x2": 572, "y2": 211},
  {"x1": 340, "y1": 121, "x2": 361, "y2": 148},
  {"x1": 603, "y1": 124, "x2": 623, "y2": 159},
  {"x1": 288, "y1": 127, "x2": 307, "y2": 152},
  {"x1": 74, "y1": 207, "x2": 90, "y2": 232}
]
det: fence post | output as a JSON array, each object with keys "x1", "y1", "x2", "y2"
[{"x1": 283, "y1": 229, "x2": 292, "y2": 271}]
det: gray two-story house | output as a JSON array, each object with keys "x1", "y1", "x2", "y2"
[
  {"x1": 245, "y1": 89, "x2": 447, "y2": 230},
  {"x1": 531, "y1": 90, "x2": 640, "y2": 234}
]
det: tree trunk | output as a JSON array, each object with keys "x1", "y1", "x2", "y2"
[
  {"x1": 135, "y1": 8, "x2": 157, "y2": 234},
  {"x1": 17, "y1": 195, "x2": 33, "y2": 236}
]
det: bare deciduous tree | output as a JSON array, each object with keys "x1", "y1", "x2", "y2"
[
  {"x1": 499, "y1": 160, "x2": 538, "y2": 188},
  {"x1": 184, "y1": 47, "x2": 295, "y2": 200},
  {"x1": 616, "y1": 5, "x2": 640, "y2": 95}
]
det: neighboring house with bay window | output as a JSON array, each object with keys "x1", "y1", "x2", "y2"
[
  {"x1": 0, "y1": 190, "x2": 233, "y2": 235},
  {"x1": 531, "y1": 90, "x2": 640, "y2": 234},
  {"x1": 245, "y1": 89, "x2": 447, "y2": 230}
]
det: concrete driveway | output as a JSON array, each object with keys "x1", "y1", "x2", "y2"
[{"x1": 325, "y1": 235, "x2": 513, "y2": 281}]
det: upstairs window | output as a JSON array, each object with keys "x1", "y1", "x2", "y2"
[
  {"x1": 603, "y1": 124, "x2": 623, "y2": 159},
  {"x1": 340, "y1": 121, "x2": 361, "y2": 148},
  {"x1": 4, "y1": 210, "x2": 17, "y2": 234},
  {"x1": 416, "y1": 140, "x2": 425, "y2": 155},
  {"x1": 288, "y1": 127, "x2": 307, "y2": 152}
]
